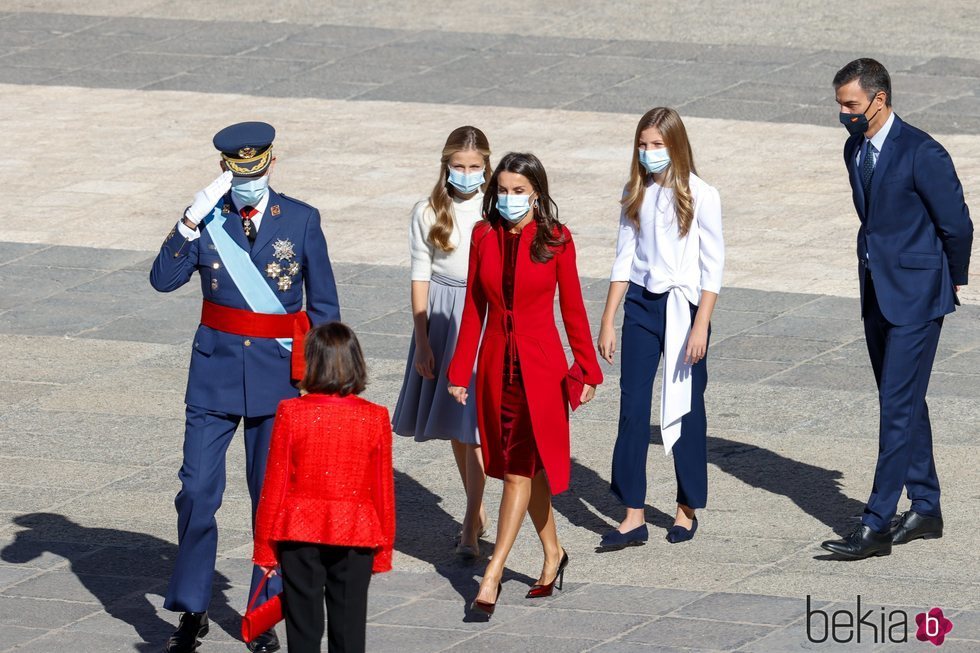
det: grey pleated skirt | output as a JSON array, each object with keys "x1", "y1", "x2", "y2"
[{"x1": 392, "y1": 273, "x2": 480, "y2": 444}]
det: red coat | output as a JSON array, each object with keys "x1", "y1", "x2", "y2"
[
  {"x1": 253, "y1": 394, "x2": 395, "y2": 573},
  {"x1": 448, "y1": 220, "x2": 603, "y2": 494}
]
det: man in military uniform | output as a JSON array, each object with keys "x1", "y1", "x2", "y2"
[{"x1": 150, "y1": 121, "x2": 340, "y2": 653}]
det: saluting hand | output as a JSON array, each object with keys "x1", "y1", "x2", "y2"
[
  {"x1": 185, "y1": 170, "x2": 233, "y2": 225},
  {"x1": 447, "y1": 384, "x2": 468, "y2": 405}
]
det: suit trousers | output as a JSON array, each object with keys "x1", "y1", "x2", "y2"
[
  {"x1": 862, "y1": 272, "x2": 944, "y2": 532},
  {"x1": 164, "y1": 405, "x2": 282, "y2": 613},
  {"x1": 278, "y1": 542, "x2": 374, "y2": 653},
  {"x1": 610, "y1": 282, "x2": 709, "y2": 510}
]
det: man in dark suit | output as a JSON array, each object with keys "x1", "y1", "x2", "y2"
[
  {"x1": 821, "y1": 59, "x2": 973, "y2": 560},
  {"x1": 150, "y1": 122, "x2": 341, "y2": 651}
]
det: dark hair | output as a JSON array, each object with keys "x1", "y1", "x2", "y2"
[
  {"x1": 482, "y1": 152, "x2": 567, "y2": 263},
  {"x1": 833, "y1": 58, "x2": 892, "y2": 107},
  {"x1": 301, "y1": 322, "x2": 367, "y2": 396}
]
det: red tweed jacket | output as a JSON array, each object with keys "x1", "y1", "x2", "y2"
[{"x1": 253, "y1": 393, "x2": 395, "y2": 573}]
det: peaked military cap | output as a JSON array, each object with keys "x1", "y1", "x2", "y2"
[{"x1": 213, "y1": 121, "x2": 276, "y2": 177}]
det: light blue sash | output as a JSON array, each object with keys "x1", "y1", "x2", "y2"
[{"x1": 204, "y1": 208, "x2": 292, "y2": 351}]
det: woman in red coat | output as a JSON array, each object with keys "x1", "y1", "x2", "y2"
[
  {"x1": 448, "y1": 152, "x2": 603, "y2": 616},
  {"x1": 253, "y1": 322, "x2": 395, "y2": 653}
]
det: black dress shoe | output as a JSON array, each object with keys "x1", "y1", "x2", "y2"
[
  {"x1": 163, "y1": 611, "x2": 208, "y2": 653},
  {"x1": 821, "y1": 525, "x2": 892, "y2": 560},
  {"x1": 891, "y1": 510, "x2": 943, "y2": 545},
  {"x1": 247, "y1": 628, "x2": 281, "y2": 653}
]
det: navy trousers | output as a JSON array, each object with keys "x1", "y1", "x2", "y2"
[
  {"x1": 164, "y1": 405, "x2": 283, "y2": 613},
  {"x1": 611, "y1": 282, "x2": 709, "y2": 510},
  {"x1": 862, "y1": 274, "x2": 944, "y2": 533}
]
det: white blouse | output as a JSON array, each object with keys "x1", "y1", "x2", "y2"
[
  {"x1": 610, "y1": 174, "x2": 725, "y2": 456},
  {"x1": 409, "y1": 193, "x2": 484, "y2": 282}
]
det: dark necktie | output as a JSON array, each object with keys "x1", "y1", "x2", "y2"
[
  {"x1": 861, "y1": 140, "x2": 876, "y2": 196},
  {"x1": 240, "y1": 206, "x2": 258, "y2": 246}
]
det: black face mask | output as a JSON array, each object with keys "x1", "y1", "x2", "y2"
[{"x1": 839, "y1": 97, "x2": 882, "y2": 136}]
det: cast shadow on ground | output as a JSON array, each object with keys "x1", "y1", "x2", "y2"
[
  {"x1": 1, "y1": 513, "x2": 239, "y2": 652},
  {"x1": 553, "y1": 456, "x2": 674, "y2": 552},
  {"x1": 706, "y1": 435, "x2": 866, "y2": 537},
  {"x1": 393, "y1": 470, "x2": 534, "y2": 621}
]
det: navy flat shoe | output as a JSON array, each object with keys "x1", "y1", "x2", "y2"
[
  {"x1": 666, "y1": 518, "x2": 698, "y2": 543},
  {"x1": 599, "y1": 524, "x2": 649, "y2": 550}
]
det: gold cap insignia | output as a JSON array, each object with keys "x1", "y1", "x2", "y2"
[{"x1": 238, "y1": 146, "x2": 257, "y2": 158}]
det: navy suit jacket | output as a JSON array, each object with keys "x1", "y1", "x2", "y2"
[
  {"x1": 845, "y1": 114, "x2": 973, "y2": 326},
  {"x1": 150, "y1": 189, "x2": 341, "y2": 416}
]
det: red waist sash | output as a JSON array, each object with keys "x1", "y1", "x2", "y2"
[{"x1": 200, "y1": 300, "x2": 310, "y2": 381}]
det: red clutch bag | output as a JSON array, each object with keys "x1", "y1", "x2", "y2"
[
  {"x1": 564, "y1": 362, "x2": 585, "y2": 411},
  {"x1": 241, "y1": 569, "x2": 283, "y2": 644}
]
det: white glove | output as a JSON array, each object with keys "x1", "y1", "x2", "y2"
[{"x1": 184, "y1": 170, "x2": 233, "y2": 225}]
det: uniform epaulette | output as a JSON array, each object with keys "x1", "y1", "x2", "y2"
[{"x1": 277, "y1": 193, "x2": 317, "y2": 212}]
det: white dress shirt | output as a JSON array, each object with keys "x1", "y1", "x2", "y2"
[
  {"x1": 610, "y1": 174, "x2": 725, "y2": 455},
  {"x1": 856, "y1": 110, "x2": 895, "y2": 170},
  {"x1": 178, "y1": 191, "x2": 269, "y2": 241}
]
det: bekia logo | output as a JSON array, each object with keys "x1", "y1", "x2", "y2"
[
  {"x1": 916, "y1": 607, "x2": 954, "y2": 646},
  {"x1": 806, "y1": 596, "x2": 954, "y2": 645}
]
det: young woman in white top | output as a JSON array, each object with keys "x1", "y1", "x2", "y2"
[
  {"x1": 392, "y1": 126, "x2": 491, "y2": 557},
  {"x1": 596, "y1": 107, "x2": 724, "y2": 548}
]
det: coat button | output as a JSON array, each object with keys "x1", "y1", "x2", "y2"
[{"x1": 244, "y1": 339, "x2": 251, "y2": 347}]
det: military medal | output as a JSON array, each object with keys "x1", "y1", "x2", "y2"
[
  {"x1": 272, "y1": 239, "x2": 295, "y2": 261},
  {"x1": 265, "y1": 238, "x2": 299, "y2": 293}
]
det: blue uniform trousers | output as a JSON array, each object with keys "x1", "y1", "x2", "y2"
[
  {"x1": 163, "y1": 405, "x2": 283, "y2": 613},
  {"x1": 862, "y1": 273, "x2": 944, "y2": 532},
  {"x1": 611, "y1": 282, "x2": 709, "y2": 510}
]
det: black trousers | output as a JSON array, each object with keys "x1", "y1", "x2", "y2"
[{"x1": 278, "y1": 542, "x2": 374, "y2": 653}]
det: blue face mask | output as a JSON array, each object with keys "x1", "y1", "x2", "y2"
[
  {"x1": 447, "y1": 167, "x2": 485, "y2": 194},
  {"x1": 638, "y1": 148, "x2": 671, "y2": 174},
  {"x1": 231, "y1": 174, "x2": 269, "y2": 207},
  {"x1": 496, "y1": 194, "x2": 532, "y2": 223}
]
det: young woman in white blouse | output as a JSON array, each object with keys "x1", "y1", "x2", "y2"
[
  {"x1": 392, "y1": 126, "x2": 492, "y2": 558},
  {"x1": 596, "y1": 107, "x2": 724, "y2": 548}
]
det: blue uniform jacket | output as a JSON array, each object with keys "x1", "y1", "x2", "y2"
[
  {"x1": 150, "y1": 189, "x2": 341, "y2": 416},
  {"x1": 845, "y1": 115, "x2": 973, "y2": 326}
]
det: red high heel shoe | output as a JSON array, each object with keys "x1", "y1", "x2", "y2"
[
  {"x1": 471, "y1": 582, "x2": 502, "y2": 618},
  {"x1": 526, "y1": 550, "x2": 569, "y2": 598}
]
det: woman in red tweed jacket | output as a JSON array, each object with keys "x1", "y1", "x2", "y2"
[{"x1": 253, "y1": 322, "x2": 395, "y2": 653}]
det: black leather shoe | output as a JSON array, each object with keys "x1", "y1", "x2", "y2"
[
  {"x1": 891, "y1": 510, "x2": 943, "y2": 545},
  {"x1": 247, "y1": 628, "x2": 281, "y2": 653},
  {"x1": 821, "y1": 525, "x2": 892, "y2": 560},
  {"x1": 163, "y1": 611, "x2": 208, "y2": 653}
]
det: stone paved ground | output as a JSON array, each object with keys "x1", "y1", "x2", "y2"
[{"x1": 0, "y1": 4, "x2": 979, "y2": 652}]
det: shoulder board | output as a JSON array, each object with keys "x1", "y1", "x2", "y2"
[{"x1": 276, "y1": 193, "x2": 317, "y2": 212}]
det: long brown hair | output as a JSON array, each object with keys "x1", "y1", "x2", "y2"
[
  {"x1": 621, "y1": 108, "x2": 697, "y2": 237},
  {"x1": 301, "y1": 322, "x2": 367, "y2": 396},
  {"x1": 483, "y1": 152, "x2": 567, "y2": 264},
  {"x1": 427, "y1": 126, "x2": 492, "y2": 252}
]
